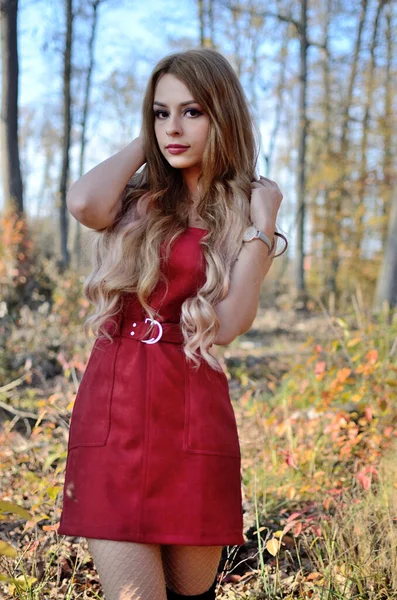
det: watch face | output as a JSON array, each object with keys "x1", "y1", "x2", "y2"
[{"x1": 243, "y1": 225, "x2": 257, "y2": 242}]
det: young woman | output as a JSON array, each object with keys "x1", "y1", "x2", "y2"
[{"x1": 58, "y1": 48, "x2": 287, "y2": 600}]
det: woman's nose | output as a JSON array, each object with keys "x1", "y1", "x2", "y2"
[{"x1": 166, "y1": 114, "x2": 183, "y2": 136}]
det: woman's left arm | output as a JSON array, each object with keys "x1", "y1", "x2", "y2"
[{"x1": 213, "y1": 177, "x2": 283, "y2": 345}]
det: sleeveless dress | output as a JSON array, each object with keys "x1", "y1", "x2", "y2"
[{"x1": 58, "y1": 227, "x2": 245, "y2": 546}]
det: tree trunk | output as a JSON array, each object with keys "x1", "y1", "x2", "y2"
[
  {"x1": 321, "y1": 0, "x2": 333, "y2": 291},
  {"x1": 380, "y1": 0, "x2": 393, "y2": 248},
  {"x1": 0, "y1": 0, "x2": 23, "y2": 215},
  {"x1": 208, "y1": 0, "x2": 215, "y2": 48},
  {"x1": 73, "y1": 0, "x2": 100, "y2": 270},
  {"x1": 295, "y1": 0, "x2": 309, "y2": 305},
  {"x1": 198, "y1": 0, "x2": 205, "y2": 46},
  {"x1": 374, "y1": 185, "x2": 397, "y2": 309},
  {"x1": 374, "y1": 1, "x2": 396, "y2": 310},
  {"x1": 58, "y1": 0, "x2": 73, "y2": 272}
]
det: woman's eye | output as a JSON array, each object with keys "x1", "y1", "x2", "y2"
[
  {"x1": 153, "y1": 108, "x2": 203, "y2": 119},
  {"x1": 185, "y1": 108, "x2": 202, "y2": 117},
  {"x1": 154, "y1": 110, "x2": 168, "y2": 119}
]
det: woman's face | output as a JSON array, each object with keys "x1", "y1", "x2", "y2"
[{"x1": 153, "y1": 73, "x2": 210, "y2": 176}]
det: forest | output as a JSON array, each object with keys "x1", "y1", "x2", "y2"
[{"x1": 0, "y1": 0, "x2": 396, "y2": 598}]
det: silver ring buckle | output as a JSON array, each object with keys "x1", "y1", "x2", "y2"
[{"x1": 141, "y1": 317, "x2": 163, "y2": 344}]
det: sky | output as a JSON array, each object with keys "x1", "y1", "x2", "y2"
[{"x1": 18, "y1": 0, "x2": 200, "y2": 107}]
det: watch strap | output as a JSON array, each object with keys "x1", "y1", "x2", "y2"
[{"x1": 243, "y1": 227, "x2": 275, "y2": 254}]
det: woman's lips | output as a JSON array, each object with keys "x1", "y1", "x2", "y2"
[{"x1": 167, "y1": 146, "x2": 189, "y2": 155}]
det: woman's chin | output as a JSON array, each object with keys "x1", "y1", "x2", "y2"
[{"x1": 166, "y1": 158, "x2": 199, "y2": 171}]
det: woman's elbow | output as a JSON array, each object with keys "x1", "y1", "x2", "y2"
[
  {"x1": 213, "y1": 324, "x2": 243, "y2": 346},
  {"x1": 66, "y1": 185, "x2": 87, "y2": 220},
  {"x1": 215, "y1": 319, "x2": 255, "y2": 345}
]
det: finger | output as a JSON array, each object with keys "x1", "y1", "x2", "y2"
[
  {"x1": 254, "y1": 179, "x2": 274, "y2": 189},
  {"x1": 259, "y1": 176, "x2": 276, "y2": 185},
  {"x1": 259, "y1": 176, "x2": 280, "y2": 190}
]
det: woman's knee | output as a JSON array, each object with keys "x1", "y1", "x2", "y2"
[
  {"x1": 160, "y1": 545, "x2": 222, "y2": 596},
  {"x1": 87, "y1": 538, "x2": 168, "y2": 600}
]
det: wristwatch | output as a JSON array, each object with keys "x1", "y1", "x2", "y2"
[{"x1": 243, "y1": 225, "x2": 275, "y2": 254}]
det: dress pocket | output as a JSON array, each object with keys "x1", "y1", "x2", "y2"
[
  {"x1": 68, "y1": 337, "x2": 121, "y2": 450},
  {"x1": 183, "y1": 359, "x2": 241, "y2": 458}
]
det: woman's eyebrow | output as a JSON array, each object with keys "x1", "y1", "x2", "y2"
[{"x1": 153, "y1": 100, "x2": 198, "y2": 107}]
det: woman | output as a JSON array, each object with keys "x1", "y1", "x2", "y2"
[{"x1": 58, "y1": 48, "x2": 287, "y2": 600}]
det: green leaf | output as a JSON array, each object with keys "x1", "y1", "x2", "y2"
[
  {"x1": 0, "y1": 500, "x2": 31, "y2": 520},
  {"x1": 46, "y1": 486, "x2": 62, "y2": 501},
  {"x1": 0, "y1": 541, "x2": 18, "y2": 557}
]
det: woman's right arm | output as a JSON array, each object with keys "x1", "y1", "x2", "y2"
[{"x1": 67, "y1": 135, "x2": 146, "y2": 231}]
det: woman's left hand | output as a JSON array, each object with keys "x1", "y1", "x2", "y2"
[{"x1": 250, "y1": 176, "x2": 283, "y2": 229}]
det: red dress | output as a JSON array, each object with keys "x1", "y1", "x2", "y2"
[{"x1": 58, "y1": 227, "x2": 244, "y2": 546}]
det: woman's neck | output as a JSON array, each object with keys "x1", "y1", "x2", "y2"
[
  {"x1": 182, "y1": 167, "x2": 206, "y2": 227},
  {"x1": 183, "y1": 167, "x2": 200, "y2": 201}
]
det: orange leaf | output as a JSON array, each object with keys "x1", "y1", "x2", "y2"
[
  {"x1": 43, "y1": 522, "x2": 60, "y2": 532},
  {"x1": 293, "y1": 521, "x2": 303, "y2": 536},
  {"x1": 287, "y1": 511, "x2": 303, "y2": 522},
  {"x1": 336, "y1": 368, "x2": 351, "y2": 382},
  {"x1": 306, "y1": 572, "x2": 323, "y2": 581},
  {"x1": 357, "y1": 471, "x2": 371, "y2": 490},
  {"x1": 366, "y1": 349, "x2": 378, "y2": 364}
]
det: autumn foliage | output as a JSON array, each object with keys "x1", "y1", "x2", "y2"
[{"x1": 0, "y1": 267, "x2": 396, "y2": 597}]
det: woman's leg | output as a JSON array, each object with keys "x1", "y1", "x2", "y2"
[
  {"x1": 160, "y1": 545, "x2": 223, "y2": 596},
  {"x1": 86, "y1": 538, "x2": 168, "y2": 600}
]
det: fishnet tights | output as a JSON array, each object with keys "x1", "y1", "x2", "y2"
[
  {"x1": 161, "y1": 544, "x2": 222, "y2": 595},
  {"x1": 86, "y1": 538, "x2": 222, "y2": 599},
  {"x1": 86, "y1": 539, "x2": 167, "y2": 600}
]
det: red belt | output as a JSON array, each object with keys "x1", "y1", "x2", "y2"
[{"x1": 118, "y1": 317, "x2": 184, "y2": 345}]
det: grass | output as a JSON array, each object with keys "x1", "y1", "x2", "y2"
[
  {"x1": 225, "y1": 295, "x2": 397, "y2": 599},
  {"x1": 1, "y1": 284, "x2": 396, "y2": 598}
]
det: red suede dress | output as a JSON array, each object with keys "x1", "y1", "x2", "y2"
[{"x1": 58, "y1": 227, "x2": 244, "y2": 546}]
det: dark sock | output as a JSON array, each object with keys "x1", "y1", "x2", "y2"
[{"x1": 166, "y1": 575, "x2": 217, "y2": 599}]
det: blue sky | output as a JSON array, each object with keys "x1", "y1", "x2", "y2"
[{"x1": 18, "y1": 0, "x2": 201, "y2": 106}]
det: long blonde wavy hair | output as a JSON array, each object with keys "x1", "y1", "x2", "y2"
[{"x1": 83, "y1": 48, "x2": 260, "y2": 372}]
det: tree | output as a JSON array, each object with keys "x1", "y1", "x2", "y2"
[
  {"x1": 197, "y1": 0, "x2": 216, "y2": 48},
  {"x1": 374, "y1": 185, "x2": 397, "y2": 309},
  {"x1": 72, "y1": 0, "x2": 102, "y2": 270},
  {"x1": 58, "y1": 0, "x2": 73, "y2": 272},
  {"x1": 374, "y1": 1, "x2": 396, "y2": 311},
  {"x1": 0, "y1": 0, "x2": 23, "y2": 216}
]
